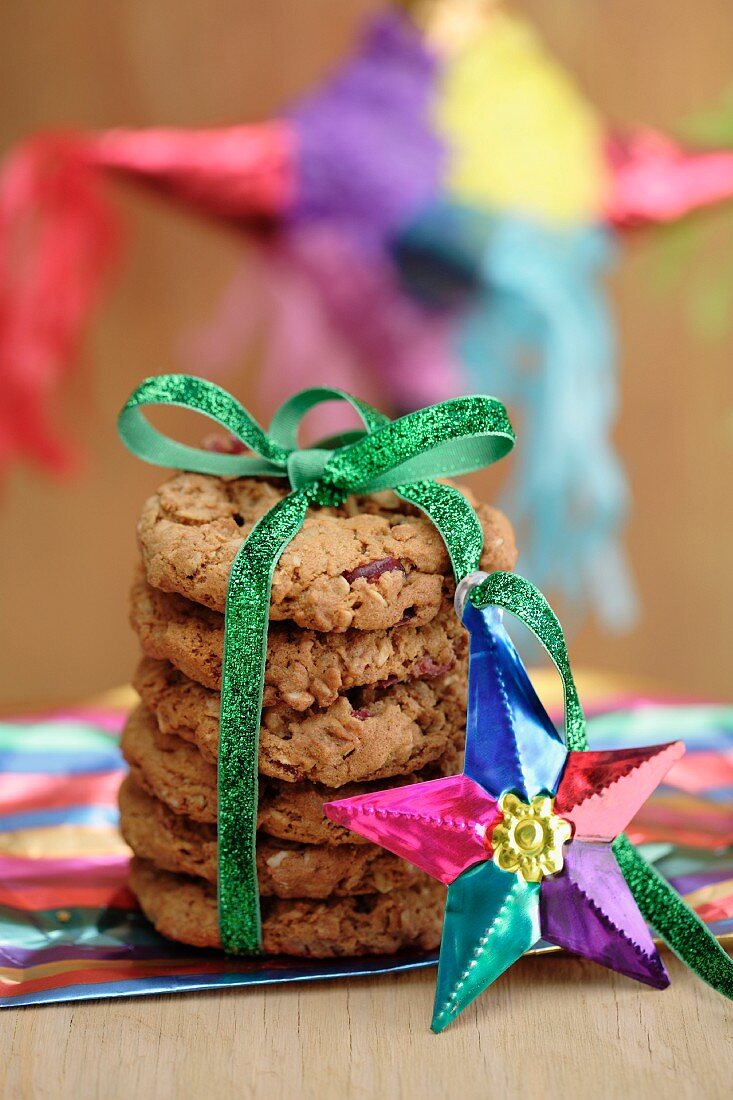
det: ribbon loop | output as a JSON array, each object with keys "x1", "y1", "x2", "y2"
[
  {"x1": 322, "y1": 397, "x2": 515, "y2": 495},
  {"x1": 468, "y1": 571, "x2": 587, "y2": 752},
  {"x1": 118, "y1": 376, "x2": 516, "y2": 502},
  {"x1": 118, "y1": 374, "x2": 288, "y2": 477},
  {"x1": 268, "y1": 386, "x2": 388, "y2": 451}
]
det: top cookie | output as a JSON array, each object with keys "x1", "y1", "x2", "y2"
[{"x1": 138, "y1": 474, "x2": 517, "y2": 632}]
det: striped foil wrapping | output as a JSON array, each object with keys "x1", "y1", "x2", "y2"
[{"x1": 1, "y1": 695, "x2": 731, "y2": 1007}]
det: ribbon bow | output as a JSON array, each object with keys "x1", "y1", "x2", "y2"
[{"x1": 119, "y1": 374, "x2": 515, "y2": 951}]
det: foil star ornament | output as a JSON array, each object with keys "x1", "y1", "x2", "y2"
[{"x1": 325, "y1": 582, "x2": 685, "y2": 1032}]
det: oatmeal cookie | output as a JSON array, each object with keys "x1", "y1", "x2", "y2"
[
  {"x1": 121, "y1": 705, "x2": 462, "y2": 841},
  {"x1": 130, "y1": 569, "x2": 466, "y2": 705},
  {"x1": 130, "y1": 857, "x2": 444, "y2": 955},
  {"x1": 137, "y1": 474, "x2": 517, "y2": 631},
  {"x1": 133, "y1": 659, "x2": 467, "y2": 786},
  {"x1": 119, "y1": 776, "x2": 426, "y2": 897}
]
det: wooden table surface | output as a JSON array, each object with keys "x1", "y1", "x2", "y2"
[{"x1": 1, "y1": 952, "x2": 731, "y2": 1099}]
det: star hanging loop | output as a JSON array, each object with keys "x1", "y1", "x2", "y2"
[{"x1": 325, "y1": 573, "x2": 684, "y2": 1032}]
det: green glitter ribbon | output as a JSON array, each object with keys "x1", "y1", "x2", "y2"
[
  {"x1": 470, "y1": 573, "x2": 733, "y2": 1003},
  {"x1": 118, "y1": 374, "x2": 515, "y2": 952},
  {"x1": 469, "y1": 571, "x2": 587, "y2": 752},
  {"x1": 613, "y1": 835, "x2": 733, "y2": 998}
]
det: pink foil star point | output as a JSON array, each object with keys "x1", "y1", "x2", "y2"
[{"x1": 324, "y1": 774, "x2": 501, "y2": 885}]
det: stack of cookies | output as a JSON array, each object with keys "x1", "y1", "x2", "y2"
[{"x1": 120, "y1": 472, "x2": 517, "y2": 956}]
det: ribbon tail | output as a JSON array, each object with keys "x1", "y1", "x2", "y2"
[
  {"x1": 218, "y1": 491, "x2": 310, "y2": 953},
  {"x1": 396, "y1": 481, "x2": 484, "y2": 582},
  {"x1": 613, "y1": 834, "x2": 733, "y2": 1000}
]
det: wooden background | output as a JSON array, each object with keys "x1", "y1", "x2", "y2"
[{"x1": 1, "y1": 0, "x2": 733, "y2": 705}]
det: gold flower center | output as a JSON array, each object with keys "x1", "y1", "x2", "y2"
[
  {"x1": 490, "y1": 793, "x2": 572, "y2": 883},
  {"x1": 514, "y1": 818, "x2": 545, "y2": 854}
]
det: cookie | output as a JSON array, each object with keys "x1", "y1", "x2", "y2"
[
  {"x1": 256, "y1": 741, "x2": 462, "y2": 846},
  {"x1": 130, "y1": 857, "x2": 444, "y2": 954},
  {"x1": 257, "y1": 774, "x2": 372, "y2": 846},
  {"x1": 134, "y1": 658, "x2": 467, "y2": 786},
  {"x1": 137, "y1": 473, "x2": 517, "y2": 631},
  {"x1": 119, "y1": 777, "x2": 426, "y2": 897},
  {"x1": 130, "y1": 569, "x2": 467, "y2": 706},
  {"x1": 121, "y1": 704, "x2": 461, "y2": 838}
]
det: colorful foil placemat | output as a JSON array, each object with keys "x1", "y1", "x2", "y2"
[{"x1": 0, "y1": 696, "x2": 731, "y2": 1007}]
